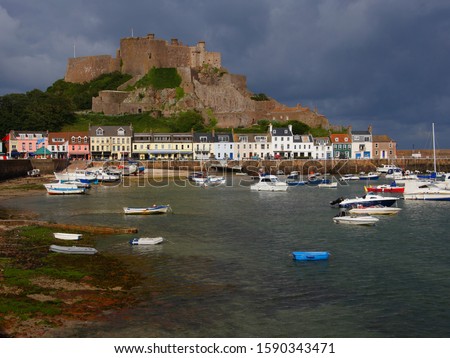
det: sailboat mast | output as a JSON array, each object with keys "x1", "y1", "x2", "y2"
[{"x1": 432, "y1": 122, "x2": 437, "y2": 173}]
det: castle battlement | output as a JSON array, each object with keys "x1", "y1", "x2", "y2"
[{"x1": 64, "y1": 34, "x2": 221, "y2": 83}]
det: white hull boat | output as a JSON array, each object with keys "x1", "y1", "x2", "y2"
[
  {"x1": 250, "y1": 175, "x2": 288, "y2": 192},
  {"x1": 49, "y1": 244, "x2": 97, "y2": 255},
  {"x1": 129, "y1": 237, "x2": 164, "y2": 245},
  {"x1": 332, "y1": 194, "x2": 399, "y2": 208},
  {"x1": 44, "y1": 183, "x2": 86, "y2": 195},
  {"x1": 333, "y1": 213, "x2": 379, "y2": 226},
  {"x1": 53, "y1": 233, "x2": 82, "y2": 240},
  {"x1": 349, "y1": 206, "x2": 402, "y2": 216},
  {"x1": 54, "y1": 170, "x2": 97, "y2": 182},
  {"x1": 123, "y1": 205, "x2": 172, "y2": 215},
  {"x1": 403, "y1": 181, "x2": 450, "y2": 201},
  {"x1": 318, "y1": 182, "x2": 338, "y2": 188}
]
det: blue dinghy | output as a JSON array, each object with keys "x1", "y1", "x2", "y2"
[{"x1": 292, "y1": 251, "x2": 330, "y2": 261}]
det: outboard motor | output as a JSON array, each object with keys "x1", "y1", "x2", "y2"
[{"x1": 330, "y1": 196, "x2": 344, "y2": 206}]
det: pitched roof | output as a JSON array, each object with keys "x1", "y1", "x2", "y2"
[{"x1": 373, "y1": 135, "x2": 394, "y2": 142}]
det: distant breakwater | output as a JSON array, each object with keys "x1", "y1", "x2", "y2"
[{"x1": 2, "y1": 157, "x2": 450, "y2": 182}]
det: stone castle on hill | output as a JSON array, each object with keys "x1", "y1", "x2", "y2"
[{"x1": 65, "y1": 33, "x2": 329, "y2": 129}]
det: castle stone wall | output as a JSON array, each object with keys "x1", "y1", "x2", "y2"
[
  {"x1": 65, "y1": 55, "x2": 120, "y2": 83},
  {"x1": 92, "y1": 91, "x2": 130, "y2": 115},
  {"x1": 65, "y1": 34, "x2": 222, "y2": 84}
]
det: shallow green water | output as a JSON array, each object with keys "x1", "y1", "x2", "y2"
[{"x1": 4, "y1": 176, "x2": 450, "y2": 337}]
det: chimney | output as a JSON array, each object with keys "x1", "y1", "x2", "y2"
[
  {"x1": 368, "y1": 125, "x2": 373, "y2": 134},
  {"x1": 171, "y1": 38, "x2": 179, "y2": 45}
]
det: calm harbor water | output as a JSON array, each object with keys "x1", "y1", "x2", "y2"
[{"x1": 3, "y1": 175, "x2": 450, "y2": 337}]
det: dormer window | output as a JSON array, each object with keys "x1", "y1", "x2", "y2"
[
  {"x1": 344, "y1": 137, "x2": 348, "y2": 142},
  {"x1": 84, "y1": 136, "x2": 88, "y2": 143},
  {"x1": 96, "y1": 128, "x2": 104, "y2": 136},
  {"x1": 71, "y1": 136, "x2": 76, "y2": 142},
  {"x1": 117, "y1": 128, "x2": 125, "y2": 136},
  {"x1": 335, "y1": 138, "x2": 338, "y2": 142}
]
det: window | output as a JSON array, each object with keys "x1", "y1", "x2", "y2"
[
  {"x1": 96, "y1": 128, "x2": 104, "y2": 136},
  {"x1": 344, "y1": 137, "x2": 348, "y2": 142},
  {"x1": 117, "y1": 128, "x2": 125, "y2": 136}
]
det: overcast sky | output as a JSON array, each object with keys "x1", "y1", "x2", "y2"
[{"x1": 1, "y1": 0, "x2": 450, "y2": 149}]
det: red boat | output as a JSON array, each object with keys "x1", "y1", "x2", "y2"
[{"x1": 364, "y1": 184, "x2": 404, "y2": 193}]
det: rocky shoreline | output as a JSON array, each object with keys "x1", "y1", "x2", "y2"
[{"x1": 0, "y1": 176, "x2": 144, "y2": 337}]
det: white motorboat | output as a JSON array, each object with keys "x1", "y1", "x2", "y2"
[
  {"x1": 250, "y1": 175, "x2": 288, "y2": 192},
  {"x1": 54, "y1": 169, "x2": 97, "y2": 183},
  {"x1": 376, "y1": 164, "x2": 401, "y2": 174},
  {"x1": 44, "y1": 183, "x2": 86, "y2": 195},
  {"x1": 49, "y1": 245, "x2": 97, "y2": 255},
  {"x1": 349, "y1": 205, "x2": 402, "y2": 216},
  {"x1": 332, "y1": 194, "x2": 399, "y2": 208},
  {"x1": 318, "y1": 181, "x2": 338, "y2": 188},
  {"x1": 333, "y1": 211, "x2": 379, "y2": 226},
  {"x1": 53, "y1": 233, "x2": 82, "y2": 240},
  {"x1": 129, "y1": 237, "x2": 164, "y2": 245},
  {"x1": 403, "y1": 181, "x2": 450, "y2": 201},
  {"x1": 339, "y1": 174, "x2": 360, "y2": 182},
  {"x1": 203, "y1": 175, "x2": 226, "y2": 186}
]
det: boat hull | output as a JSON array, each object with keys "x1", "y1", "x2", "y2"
[
  {"x1": 53, "y1": 233, "x2": 82, "y2": 240},
  {"x1": 123, "y1": 205, "x2": 171, "y2": 214},
  {"x1": 49, "y1": 245, "x2": 97, "y2": 255},
  {"x1": 349, "y1": 207, "x2": 402, "y2": 215},
  {"x1": 129, "y1": 237, "x2": 164, "y2": 245},
  {"x1": 333, "y1": 216, "x2": 379, "y2": 225},
  {"x1": 292, "y1": 251, "x2": 329, "y2": 261}
]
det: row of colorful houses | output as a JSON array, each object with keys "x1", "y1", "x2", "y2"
[{"x1": 1, "y1": 124, "x2": 397, "y2": 161}]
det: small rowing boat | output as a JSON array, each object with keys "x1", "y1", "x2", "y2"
[
  {"x1": 129, "y1": 237, "x2": 164, "y2": 245},
  {"x1": 292, "y1": 251, "x2": 330, "y2": 261},
  {"x1": 123, "y1": 204, "x2": 172, "y2": 215},
  {"x1": 53, "y1": 233, "x2": 82, "y2": 240},
  {"x1": 49, "y1": 244, "x2": 97, "y2": 255}
]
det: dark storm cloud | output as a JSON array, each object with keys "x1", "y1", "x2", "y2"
[{"x1": 1, "y1": 0, "x2": 450, "y2": 148}]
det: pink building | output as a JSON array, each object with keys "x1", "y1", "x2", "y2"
[
  {"x1": 48, "y1": 131, "x2": 90, "y2": 159},
  {"x1": 7, "y1": 130, "x2": 48, "y2": 158}
]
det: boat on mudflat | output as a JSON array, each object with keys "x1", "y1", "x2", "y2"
[
  {"x1": 292, "y1": 251, "x2": 330, "y2": 261},
  {"x1": 49, "y1": 244, "x2": 97, "y2": 255},
  {"x1": 123, "y1": 204, "x2": 172, "y2": 215},
  {"x1": 44, "y1": 183, "x2": 86, "y2": 195},
  {"x1": 129, "y1": 237, "x2": 164, "y2": 245},
  {"x1": 53, "y1": 233, "x2": 82, "y2": 240}
]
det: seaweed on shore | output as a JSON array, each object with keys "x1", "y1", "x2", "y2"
[{"x1": 0, "y1": 225, "x2": 142, "y2": 337}]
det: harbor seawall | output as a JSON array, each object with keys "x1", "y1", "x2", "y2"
[
  {"x1": 0, "y1": 159, "x2": 68, "y2": 181},
  {"x1": 2, "y1": 157, "x2": 450, "y2": 182}
]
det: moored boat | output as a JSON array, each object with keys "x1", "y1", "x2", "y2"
[
  {"x1": 292, "y1": 251, "x2": 330, "y2": 261},
  {"x1": 129, "y1": 237, "x2": 164, "y2": 245},
  {"x1": 333, "y1": 211, "x2": 379, "y2": 225},
  {"x1": 123, "y1": 204, "x2": 172, "y2": 215},
  {"x1": 403, "y1": 181, "x2": 450, "y2": 201},
  {"x1": 54, "y1": 170, "x2": 97, "y2": 183},
  {"x1": 359, "y1": 172, "x2": 380, "y2": 180},
  {"x1": 250, "y1": 175, "x2": 288, "y2": 192},
  {"x1": 53, "y1": 232, "x2": 82, "y2": 240},
  {"x1": 339, "y1": 174, "x2": 360, "y2": 182},
  {"x1": 49, "y1": 244, "x2": 97, "y2": 255},
  {"x1": 331, "y1": 194, "x2": 399, "y2": 208},
  {"x1": 349, "y1": 205, "x2": 402, "y2": 216},
  {"x1": 44, "y1": 183, "x2": 86, "y2": 195},
  {"x1": 364, "y1": 182, "x2": 404, "y2": 193}
]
